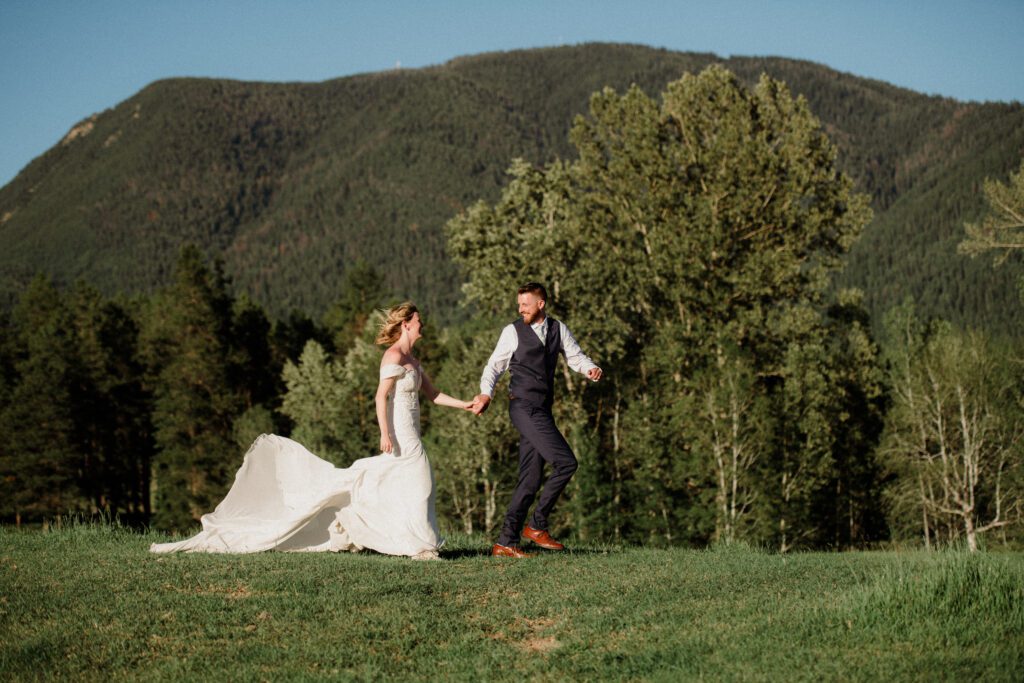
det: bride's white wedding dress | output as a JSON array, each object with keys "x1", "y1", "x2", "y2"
[{"x1": 149, "y1": 364, "x2": 442, "y2": 558}]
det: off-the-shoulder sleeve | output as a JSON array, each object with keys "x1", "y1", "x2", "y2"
[{"x1": 380, "y1": 363, "x2": 407, "y2": 379}]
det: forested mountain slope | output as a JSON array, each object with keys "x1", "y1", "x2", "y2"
[{"x1": 1, "y1": 43, "x2": 1021, "y2": 329}]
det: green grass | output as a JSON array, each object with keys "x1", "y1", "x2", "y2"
[{"x1": 1, "y1": 524, "x2": 1022, "y2": 681}]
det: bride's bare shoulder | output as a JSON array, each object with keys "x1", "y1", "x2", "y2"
[{"x1": 381, "y1": 346, "x2": 404, "y2": 367}]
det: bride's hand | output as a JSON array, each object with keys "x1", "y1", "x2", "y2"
[{"x1": 380, "y1": 434, "x2": 393, "y2": 454}]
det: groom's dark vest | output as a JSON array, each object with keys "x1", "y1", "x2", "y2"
[{"x1": 509, "y1": 317, "x2": 562, "y2": 409}]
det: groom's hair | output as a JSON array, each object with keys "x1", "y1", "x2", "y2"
[{"x1": 517, "y1": 282, "x2": 547, "y2": 301}]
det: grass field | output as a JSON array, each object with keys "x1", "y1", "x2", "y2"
[{"x1": 1, "y1": 523, "x2": 1022, "y2": 681}]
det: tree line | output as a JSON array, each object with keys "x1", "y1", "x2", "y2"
[{"x1": 2, "y1": 67, "x2": 1021, "y2": 550}]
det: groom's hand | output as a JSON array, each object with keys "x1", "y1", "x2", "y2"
[
  {"x1": 587, "y1": 367, "x2": 603, "y2": 382},
  {"x1": 471, "y1": 394, "x2": 491, "y2": 415}
]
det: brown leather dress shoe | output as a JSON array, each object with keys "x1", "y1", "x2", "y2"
[
  {"x1": 491, "y1": 543, "x2": 534, "y2": 558},
  {"x1": 522, "y1": 526, "x2": 565, "y2": 550}
]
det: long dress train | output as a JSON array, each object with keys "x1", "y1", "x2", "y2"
[{"x1": 149, "y1": 364, "x2": 442, "y2": 558}]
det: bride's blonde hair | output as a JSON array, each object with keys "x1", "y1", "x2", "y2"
[{"x1": 375, "y1": 302, "x2": 419, "y2": 346}]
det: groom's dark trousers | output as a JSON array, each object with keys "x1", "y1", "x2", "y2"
[
  {"x1": 496, "y1": 317, "x2": 579, "y2": 547},
  {"x1": 496, "y1": 399, "x2": 578, "y2": 547}
]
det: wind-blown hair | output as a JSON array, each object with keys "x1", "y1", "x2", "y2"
[{"x1": 375, "y1": 302, "x2": 418, "y2": 346}]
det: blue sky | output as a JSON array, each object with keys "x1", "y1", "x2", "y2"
[{"x1": 1, "y1": 1, "x2": 1022, "y2": 187}]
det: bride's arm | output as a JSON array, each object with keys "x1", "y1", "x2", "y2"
[
  {"x1": 419, "y1": 369, "x2": 473, "y2": 410},
  {"x1": 376, "y1": 375, "x2": 397, "y2": 452}
]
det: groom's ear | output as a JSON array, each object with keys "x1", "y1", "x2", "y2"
[{"x1": 537, "y1": 298, "x2": 546, "y2": 311}]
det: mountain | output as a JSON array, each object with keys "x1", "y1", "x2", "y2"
[{"x1": 1, "y1": 43, "x2": 1022, "y2": 331}]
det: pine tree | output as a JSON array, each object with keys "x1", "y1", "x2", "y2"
[
  {"x1": 0, "y1": 276, "x2": 87, "y2": 523},
  {"x1": 816, "y1": 290, "x2": 888, "y2": 547},
  {"x1": 279, "y1": 316, "x2": 381, "y2": 467},
  {"x1": 141, "y1": 246, "x2": 241, "y2": 531},
  {"x1": 322, "y1": 260, "x2": 389, "y2": 356},
  {"x1": 229, "y1": 294, "x2": 283, "y2": 449},
  {"x1": 280, "y1": 340, "x2": 351, "y2": 465},
  {"x1": 67, "y1": 282, "x2": 155, "y2": 519}
]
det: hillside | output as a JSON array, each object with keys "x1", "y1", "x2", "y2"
[{"x1": 1, "y1": 43, "x2": 1022, "y2": 329}]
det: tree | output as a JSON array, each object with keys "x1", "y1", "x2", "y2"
[
  {"x1": 229, "y1": 294, "x2": 285, "y2": 448},
  {"x1": 817, "y1": 290, "x2": 888, "y2": 547},
  {"x1": 959, "y1": 159, "x2": 1024, "y2": 264},
  {"x1": 424, "y1": 320, "x2": 518, "y2": 535},
  {"x1": 322, "y1": 260, "x2": 389, "y2": 356},
  {"x1": 280, "y1": 316, "x2": 382, "y2": 467},
  {"x1": 446, "y1": 66, "x2": 874, "y2": 547},
  {"x1": 881, "y1": 304, "x2": 1023, "y2": 551},
  {"x1": 689, "y1": 347, "x2": 769, "y2": 544},
  {"x1": 0, "y1": 278, "x2": 156, "y2": 525},
  {"x1": 67, "y1": 283, "x2": 154, "y2": 519},
  {"x1": 0, "y1": 277, "x2": 86, "y2": 523},
  {"x1": 141, "y1": 246, "x2": 241, "y2": 531},
  {"x1": 280, "y1": 340, "x2": 352, "y2": 465},
  {"x1": 958, "y1": 159, "x2": 1024, "y2": 307}
]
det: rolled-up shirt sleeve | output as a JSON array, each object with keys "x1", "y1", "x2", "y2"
[
  {"x1": 560, "y1": 322, "x2": 598, "y2": 375},
  {"x1": 480, "y1": 324, "x2": 517, "y2": 397}
]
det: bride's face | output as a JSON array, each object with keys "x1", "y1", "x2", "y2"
[{"x1": 403, "y1": 312, "x2": 423, "y2": 343}]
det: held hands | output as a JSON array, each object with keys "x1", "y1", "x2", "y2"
[
  {"x1": 463, "y1": 371, "x2": 597, "y2": 418},
  {"x1": 468, "y1": 394, "x2": 491, "y2": 416}
]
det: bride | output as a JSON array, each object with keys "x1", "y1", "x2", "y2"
[{"x1": 149, "y1": 302, "x2": 473, "y2": 559}]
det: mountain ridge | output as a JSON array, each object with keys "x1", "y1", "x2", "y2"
[{"x1": 2, "y1": 43, "x2": 1022, "y2": 331}]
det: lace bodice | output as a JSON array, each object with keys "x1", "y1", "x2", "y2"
[
  {"x1": 381, "y1": 363, "x2": 421, "y2": 395},
  {"x1": 381, "y1": 364, "x2": 421, "y2": 415},
  {"x1": 380, "y1": 363, "x2": 423, "y2": 451}
]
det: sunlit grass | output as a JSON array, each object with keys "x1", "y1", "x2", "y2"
[{"x1": 1, "y1": 523, "x2": 1021, "y2": 681}]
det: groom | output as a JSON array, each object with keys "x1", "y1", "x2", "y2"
[{"x1": 472, "y1": 282, "x2": 602, "y2": 558}]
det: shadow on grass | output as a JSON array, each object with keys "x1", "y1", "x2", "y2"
[{"x1": 441, "y1": 545, "x2": 622, "y2": 559}]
